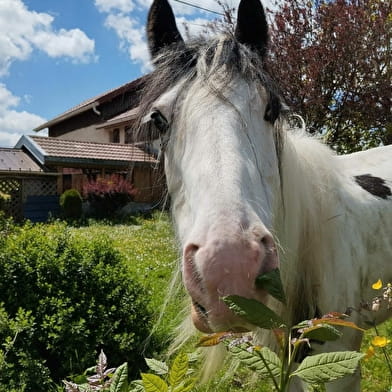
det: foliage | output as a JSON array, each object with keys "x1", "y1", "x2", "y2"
[
  {"x1": 0, "y1": 304, "x2": 55, "y2": 392},
  {"x1": 139, "y1": 352, "x2": 197, "y2": 392},
  {"x1": 63, "y1": 350, "x2": 127, "y2": 392},
  {"x1": 360, "y1": 280, "x2": 392, "y2": 389},
  {"x1": 60, "y1": 189, "x2": 83, "y2": 220},
  {"x1": 83, "y1": 175, "x2": 137, "y2": 218},
  {"x1": 267, "y1": 0, "x2": 392, "y2": 153},
  {"x1": 199, "y1": 268, "x2": 364, "y2": 391},
  {"x1": 0, "y1": 220, "x2": 154, "y2": 391},
  {"x1": 205, "y1": 0, "x2": 391, "y2": 153},
  {"x1": 72, "y1": 214, "x2": 181, "y2": 342},
  {"x1": 63, "y1": 350, "x2": 197, "y2": 392},
  {"x1": 0, "y1": 191, "x2": 10, "y2": 212}
]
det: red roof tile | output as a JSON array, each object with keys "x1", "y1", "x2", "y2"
[{"x1": 30, "y1": 136, "x2": 157, "y2": 164}]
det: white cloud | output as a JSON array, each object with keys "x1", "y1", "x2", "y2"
[
  {"x1": 0, "y1": 0, "x2": 96, "y2": 75},
  {"x1": 30, "y1": 28, "x2": 96, "y2": 63},
  {"x1": 0, "y1": 84, "x2": 46, "y2": 147},
  {"x1": 95, "y1": 0, "x2": 281, "y2": 73},
  {"x1": 94, "y1": 0, "x2": 135, "y2": 14},
  {"x1": 104, "y1": 13, "x2": 152, "y2": 72}
]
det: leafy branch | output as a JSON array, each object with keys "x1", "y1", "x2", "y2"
[{"x1": 198, "y1": 268, "x2": 365, "y2": 391}]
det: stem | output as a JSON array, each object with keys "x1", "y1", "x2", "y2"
[
  {"x1": 281, "y1": 330, "x2": 307, "y2": 391},
  {"x1": 373, "y1": 325, "x2": 392, "y2": 378},
  {"x1": 257, "y1": 350, "x2": 281, "y2": 392}
]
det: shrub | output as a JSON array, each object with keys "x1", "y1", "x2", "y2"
[
  {"x1": 83, "y1": 175, "x2": 137, "y2": 218},
  {"x1": 0, "y1": 191, "x2": 10, "y2": 212},
  {"x1": 60, "y1": 189, "x2": 83, "y2": 219},
  {"x1": 0, "y1": 221, "x2": 154, "y2": 392}
]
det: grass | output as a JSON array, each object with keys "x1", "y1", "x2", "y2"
[{"x1": 68, "y1": 213, "x2": 391, "y2": 391}]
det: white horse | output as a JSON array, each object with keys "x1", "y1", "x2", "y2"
[{"x1": 139, "y1": 0, "x2": 392, "y2": 390}]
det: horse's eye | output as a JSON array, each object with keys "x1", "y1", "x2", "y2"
[{"x1": 151, "y1": 110, "x2": 169, "y2": 134}]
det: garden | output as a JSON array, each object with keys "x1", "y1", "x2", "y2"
[{"x1": 0, "y1": 212, "x2": 390, "y2": 392}]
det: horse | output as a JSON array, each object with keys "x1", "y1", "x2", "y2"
[{"x1": 137, "y1": 0, "x2": 392, "y2": 390}]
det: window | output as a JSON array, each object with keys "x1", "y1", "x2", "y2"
[
  {"x1": 124, "y1": 126, "x2": 133, "y2": 144},
  {"x1": 111, "y1": 128, "x2": 120, "y2": 143}
]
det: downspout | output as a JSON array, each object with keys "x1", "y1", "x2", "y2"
[{"x1": 92, "y1": 102, "x2": 101, "y2": 116}]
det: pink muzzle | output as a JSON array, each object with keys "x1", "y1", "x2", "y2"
[{"x1": 182, "y1": 224, "x2": 279, "y2": 332}]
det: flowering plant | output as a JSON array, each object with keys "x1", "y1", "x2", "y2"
[{"x1": 83, "y1": 174, "x2": 137, "y2": 217}]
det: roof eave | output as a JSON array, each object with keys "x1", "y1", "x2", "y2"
[
  {"x1": 44, "y1": 156, "x2": 156, "y2": 168},
  {"x1": 15, "y1": 135, "x2": 47, "y2": 165},
  {"x1": 33, "y1": 102, "x2": 99, "y2": 132}
]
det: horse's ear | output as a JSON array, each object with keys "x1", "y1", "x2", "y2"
[
  {"x1": 147, "y1": 0, "x2": 184, "y2": 59},
  {"x1": 234, "y1": 0, "x2": 269, "y2": 57}
]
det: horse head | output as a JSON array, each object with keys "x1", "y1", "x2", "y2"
[{"x1": 145, "y1": 0, "x2": 284, "y2": 333}]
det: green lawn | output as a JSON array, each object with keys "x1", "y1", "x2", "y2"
[{"x1": 70, "y1": 214, "x2": 392, "y2": 391}]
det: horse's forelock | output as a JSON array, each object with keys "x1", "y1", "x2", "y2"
[{"x1": 133, "y1": 35, "x2": 286, "y2": 142}]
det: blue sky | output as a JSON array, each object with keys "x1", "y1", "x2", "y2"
[{"x1": 0, "y1": 0, "x2": 274, "y2": 147}]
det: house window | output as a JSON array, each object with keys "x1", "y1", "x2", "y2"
[
  {"x1": 125, "y1": 126, "x2": 133, "y2": 144},
  {"x1": 111, "y1": 128, "x2": 120, "y2": 143}
]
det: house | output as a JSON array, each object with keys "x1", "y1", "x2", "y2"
[
  {"x1": 33, "y1": 76, "x2": 147, "y2": 144},
  {"x1": 0, "y1": 76, "x2": 165, "y2": 221}
]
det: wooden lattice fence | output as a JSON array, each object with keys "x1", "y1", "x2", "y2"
[{"x1": 0, "y1": 176, "x2": 58, "y2": 221}]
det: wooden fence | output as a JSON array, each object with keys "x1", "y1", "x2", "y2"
[{"x1": 0, "y1": 175, "x2": 59, "y2": 221}]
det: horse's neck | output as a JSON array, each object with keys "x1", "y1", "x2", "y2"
[
  {"x1": 275, "y1": 131, "x2": 370, "y2": 322},
  {"x1": 277, "y1": 131, "x2": 344, "y2": 255}
]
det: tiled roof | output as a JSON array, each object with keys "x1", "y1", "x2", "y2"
[
  {"x1": 30, "y1": 136, "x2": 157, "y2": 164},
  {"x1": 0, "y1": 148, "x2": 44, "y2": 173}
]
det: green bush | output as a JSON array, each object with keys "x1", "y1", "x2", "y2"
[
  {"x1": 0, "y1": 221, "x2": 154, "y2": 391},
  {"x1": 60, "y1": 189, "x2": 83, "y2": 219},
  {"x1": 0, "y1": 191, "x2": 10, "y2": 212}
]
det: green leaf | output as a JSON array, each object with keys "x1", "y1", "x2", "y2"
[
  {"x1": 169, "y1": 352, "x2": 189, "y2": 388},
  {"x1": 302, "y1": 324, "x2": 343, "y2": 342},
  {"x1": 223, "y1": 295, "x2": 285, "y2": 329},
  {"x1": 229, "y1": 345, "x2": 281, "y2": 378},
  {"x1": 172, "y1": 377, "x2": 197, "y2": 392},
  {"x1": 291, "y1": 351, "x2": 365, "y2": 384},
  {"x1": 141, "y1": 373, "x2": 168, "y2": 392},
  {"x1": 145, "y1": 358, "x2": 169, "y2": 375},
  {"x1": 255, "y1": 268, "x2": 287, "y2": 304},
  {"x1": 110, "y1": 362, "x2": 128, "y2": 392},
  {"x1": 128, "y1": 380, "x2": 144, "y2": 392}
]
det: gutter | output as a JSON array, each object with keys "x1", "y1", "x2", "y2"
[{"x1": 33, "y1": 101, "x2": 100, "y2": 132}]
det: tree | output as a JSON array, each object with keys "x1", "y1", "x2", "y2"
[{"x1": 266, "y1": 0, "x2": 392, "y2": 153}]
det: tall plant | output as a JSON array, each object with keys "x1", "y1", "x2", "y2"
[{"x1": 199, "y1": 269, "x2": 364, "y2": 391}]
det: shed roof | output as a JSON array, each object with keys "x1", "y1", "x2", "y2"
[
  {"x1": 15, "y1": 135, "x2": 157, "y2": 169},
  {"x1": 0, "y1": 148, "x2": 45, "y2": 174}
]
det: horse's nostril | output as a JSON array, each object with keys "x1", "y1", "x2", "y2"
[
  {"x1": 184, "y1": 243, "x2": 200, "y2": 261},
  {"x1": 183, "y1": 243, "x2": 204, "y2": 290},
  {"x1": 260, "y1": 233, "x2": 275, "y2": 253},
  {"x1": 193, "y1": 300, "x2": 208, "y2": 318}
]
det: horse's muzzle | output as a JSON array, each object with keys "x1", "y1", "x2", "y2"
[{"x1": 182, "y1": 225, "x2": 279, "y2": 332}]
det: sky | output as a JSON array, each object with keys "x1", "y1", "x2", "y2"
[{"x1": 0, "y1": 0, "x2": 275, "y2": 148}]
